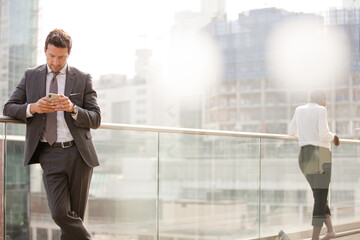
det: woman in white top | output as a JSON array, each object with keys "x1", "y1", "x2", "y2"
[{"x1": 289, "y1": 90, "x2": 339, "y2": 240}]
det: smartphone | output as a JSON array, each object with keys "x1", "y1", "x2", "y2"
[{"x1": 46, "y1": 93, "x2": 60, "y2": 102}]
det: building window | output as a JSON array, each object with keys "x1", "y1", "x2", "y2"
[
  {"x1": 112, "y1": 101, "x2": 130, "y2": 124},
  {"x1": 37, "y1": 228, "x2": 48, "y2": 239},
  {"x1": 137, "y1": 89, "x2": 147, "y2": 95}
]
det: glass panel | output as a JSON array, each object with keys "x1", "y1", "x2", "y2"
[
  {"x1": 260, "y1": 139, "x2": 312, "y2": 237},
  {"x1": 159, "y1": 133, "x2": 260, "y2": 240},
  {"x1": 331, "y1": 142, "x2": 360, "y2": 224},
  {"x1": 3, "y1": 118, "x2": 360, "y2": 239},
  {"x1": 4, "y1": 123, "x2": 29, "y2": 239},
  {"x1": 30, "y1": 129, "x2": 158, "y2": 239},
  {"x1": 0, "y1": 122, "x2": 4, "y2": 238}
]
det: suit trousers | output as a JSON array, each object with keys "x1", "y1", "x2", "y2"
[
  {"x1": 299, "y1": 145, "x2": 331, "y2": 227},
  {"x1": 38, "y1": 142, "x2": 93, "y2": 240}
]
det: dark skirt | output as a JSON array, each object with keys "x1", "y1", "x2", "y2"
[{"x1": 299, "y1": 145, "x2": 332, "y2": 227}]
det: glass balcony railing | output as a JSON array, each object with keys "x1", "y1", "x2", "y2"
[{"x1": 1, "y1": 116, "x2": 360, "y2": 240}]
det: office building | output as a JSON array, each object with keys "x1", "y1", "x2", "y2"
[
  {"x1": 204, "y1": 8, "x2": 317, "y2": 132},
  {"x1": 205, "y1": 8, "x2": 360, "y2": 138}
]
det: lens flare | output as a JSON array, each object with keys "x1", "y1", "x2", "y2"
[
  {"x1": 267, "y1": 18, "x2": 350, "y2": 89},
  {"x1": 165, "y1": 32, "x2": 223, "y2": 96}
]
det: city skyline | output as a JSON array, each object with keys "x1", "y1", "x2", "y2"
[
  {"x1": 2, "y1": 1, "x2": 360, "y2": 239},
  {"x1": 38, "y1": 0, "x2": 344, "y2": 79}
]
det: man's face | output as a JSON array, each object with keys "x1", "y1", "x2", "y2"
[{"x1": 44, "y1": 44, "x2": 70, "y2": 72}]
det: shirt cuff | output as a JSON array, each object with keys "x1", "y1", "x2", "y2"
[
  {"x1": 71, "y1": 113, "x2": 78, "y2": 120},
  {"x1": 71, "y1": 105, "x2": 79, "y2": 120},
  {"x1": 26, "y1": 104, "x2": 33, "y2": 118}
]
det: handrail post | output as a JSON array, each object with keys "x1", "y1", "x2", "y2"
[
  {"x1": 258, "y1": 137, "x2": 262, "y2": 238},
  {"x1": 156, "y1": 132, "x2": 160, "y2": 240},
  {"x1": 0, "y1": 122, "x2": 6, "y2": 240}
]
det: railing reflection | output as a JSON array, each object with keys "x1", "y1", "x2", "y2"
[{"x1": 1, "y1": 116, "x2": 360, "y2": 240}]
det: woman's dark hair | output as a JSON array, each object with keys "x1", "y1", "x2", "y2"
[{"x1": 45, "y1": 29, "x2": 72, "y2": 53}]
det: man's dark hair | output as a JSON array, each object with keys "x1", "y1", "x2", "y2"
[
  {"x1": 310, "y1": 89, "x2": 326, "y2": 103},
  {"x1": 45, "y1": 29, "x2": 72, "y2": 53}
]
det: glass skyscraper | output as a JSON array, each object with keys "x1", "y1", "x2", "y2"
[
  {"x1": 0, "y1": 0, "x2": 39, "y2": 239},
  {"x1": 0, "y1": 0, "x2": 39, "y2": 112}
]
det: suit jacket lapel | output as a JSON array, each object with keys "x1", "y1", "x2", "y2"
[
  {"x1": 38, "y1": 64, "x2": 47, "y2": 99},
  {"x1": 64, "y1": 65, "x2": 76, "y2": 96}
]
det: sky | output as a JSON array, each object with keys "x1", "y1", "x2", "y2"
[
  {"x1": 39, "y1": 0, "x2": 201, "y2": 78},
  {"x1": 39, "y1": 0, "x2": 345, "y2": 79}
]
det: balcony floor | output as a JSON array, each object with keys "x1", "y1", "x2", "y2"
[{"x1": 335, "y1": 232, "x2": 360, "y2": 239}]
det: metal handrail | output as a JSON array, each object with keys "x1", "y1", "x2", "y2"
[
  {"x1": 1, "y1": 115, "x2": 359, "y2": 144},
  {"x1": 2, "y1": 115, "x2": 360, "y2": 239}
]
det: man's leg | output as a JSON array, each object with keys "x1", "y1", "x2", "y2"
[
  {"x1": 67, "y1": 146, "x2": 93, "y2": 221},
  {"x1": 40, "y1": 145, "x2": 92, "y2": 240}
]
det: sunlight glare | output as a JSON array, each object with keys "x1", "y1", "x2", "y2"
[
  {"x1": 165, "y1": 32, "x2": 223, "y2": 96},
  {"x1": 267, "y1": 18, "x2": 350, "y2": 89}
]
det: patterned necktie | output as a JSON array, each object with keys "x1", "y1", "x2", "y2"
[{"x1": 46, "y1": 71, "x2": 60, "y2": 145}]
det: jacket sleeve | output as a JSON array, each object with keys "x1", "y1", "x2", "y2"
[
  {"x1": 73, "y1": 74, "x2": 101, "y2": 129},
  {"x1": 3, "y1": 71, "x2": 28, "y2": 123}
]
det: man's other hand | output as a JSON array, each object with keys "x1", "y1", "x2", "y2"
[
  {"x1": 51, "y1": 94, "x2": 74, "y2": 112},
  {"x1": 30, "y1": 97, "x2": 55, "y2": 114}
]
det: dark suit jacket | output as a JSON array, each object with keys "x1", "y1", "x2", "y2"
[{"x1": 3, "y1": 64, "x2": 101, "y2": 167}]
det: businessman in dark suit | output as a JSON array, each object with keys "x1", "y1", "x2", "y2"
[{"x1": 3, "y1": 29, "x2": 100, "y2": 239}]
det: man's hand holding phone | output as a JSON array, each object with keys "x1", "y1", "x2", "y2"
[{"x1": 30, "y1": 93, "x2": 74, "y2": 114}]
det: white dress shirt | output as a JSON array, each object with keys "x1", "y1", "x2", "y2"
[
  {"x1": 26, "y1": 64, "x2": 74, "y2": 143},
  {"x1": 289, "y1": 103, "x2": 335, "y2": 149}
]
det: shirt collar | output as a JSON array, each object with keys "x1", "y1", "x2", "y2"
[
  {"x1": 308, "y1": 102, "x2": 319, "y2": 106},
  {"x1": 46, "y1": 63, "x2": 67, "y2": 75}
]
